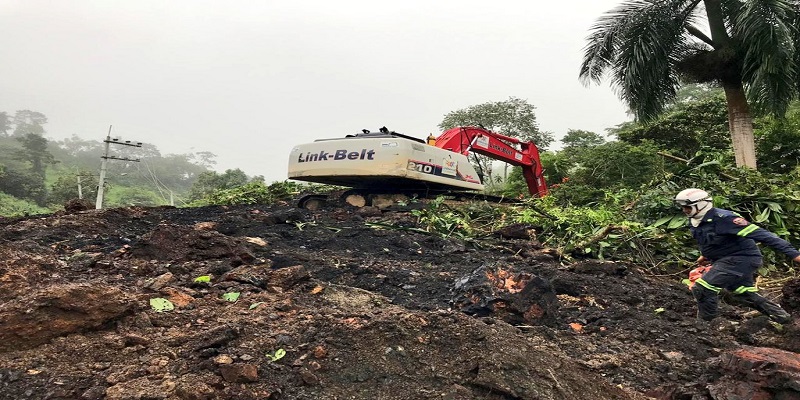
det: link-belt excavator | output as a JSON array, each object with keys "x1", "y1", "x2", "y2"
[{"x1": 287, "y1": 126, "x2": 547, "y2": 209}]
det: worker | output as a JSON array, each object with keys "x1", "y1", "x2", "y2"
[
  {"x1": 674, "y1": 188, "x2": 799, "y2": 324},
  {"x1": 426, "y1": 133, "x2": 436, "y2": 146}
]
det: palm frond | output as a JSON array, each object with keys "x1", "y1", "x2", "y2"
[
  {"x1": 734, "y1": 0, "x2": 799, "y2": 115},
  {"x1": 580, "y1": 0, "x2": 705, "y2": 121},
  {"x1": 790, "y1": 0, "x2": 800, "y2": 95}
]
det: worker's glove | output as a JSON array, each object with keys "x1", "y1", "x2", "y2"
[{"x1": 687, "y1": 265, "x2": 711, "y2": 289}]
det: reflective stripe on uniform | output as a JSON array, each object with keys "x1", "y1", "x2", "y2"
[
  {"x1": 733, "y1": 286, "x2": 758, "y2": 294},
  {"x1": 695, "y1": 278, "x2": 721, "y2": 293},
  {"x1": 737, "y1": 225, "x2": 758, "y2": 237}
]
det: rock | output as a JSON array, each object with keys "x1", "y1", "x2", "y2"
[
  {"x1": 708, "y1": 346, "x2": 800, "y2": 399},
  {"x1": 146, "y1": 272, "x2": 174, "y2": 290},
  {"x1": 219, "y1": 363, "x2": 258, "y2": 383},
  {"x1": 451, "y1": 264, "x2": 558, "y2": 325},
  {"x1": 63, "y1": 198, "x2": 93, "y2": 214},
  {"x1": 0, "y1": 283, "x2": 134, "y2": 352},
  {"x1": 782, "y1": 278, "x2": 800, "y2": 312},
  {"x1": 492, "y1": 223, "x2": 536, "y2": 240},
  {"x1": 129, "y1": 224, "x2": 254, "y2": 264}
]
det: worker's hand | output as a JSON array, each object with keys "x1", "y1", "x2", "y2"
[
  {"x1": 794, "y1": 255, "x2": 800, "y2": 263},
  {"x1": 696, "y1": 255, "x2": 710, "y2": 266}
]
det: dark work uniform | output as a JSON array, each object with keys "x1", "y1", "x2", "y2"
[{"x1": 689, "y1": 208, "x2": 798, "y2": 323}]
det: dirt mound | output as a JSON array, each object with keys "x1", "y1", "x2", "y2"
[{"x1": 0, "y1": 203, "x2": 798, "y2": 399}]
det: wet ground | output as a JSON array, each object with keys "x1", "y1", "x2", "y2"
[{"x1": 0, "y1": 202, "x2": 798, "y2": 399}]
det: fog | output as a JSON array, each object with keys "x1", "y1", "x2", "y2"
[{"x1": 0, "y1": 0, "x2": 629, "y2": 182}]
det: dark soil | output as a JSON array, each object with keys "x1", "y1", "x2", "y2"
[{"x1": 1, "y1": 202, "x2": 798, "y2": 400}]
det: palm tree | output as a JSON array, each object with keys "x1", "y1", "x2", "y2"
[{"x1": 580, "y1": 0, "x2": 800, "y2": 169}]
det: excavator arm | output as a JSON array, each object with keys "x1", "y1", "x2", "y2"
[{"x1": 435, "y1": 126, "x2": 548, "y2": 197}]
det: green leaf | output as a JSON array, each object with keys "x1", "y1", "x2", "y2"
[
  {"x1": 765, "y1": 202, "x2": 782, "y2": 212},
  {"x1": 150, "y1": 298, "x2": 174, "y2": 312},
  {"x1": 193, "y1": 275, "x2": 212, "y2": 283},
  {"x1": 222, "y1": 292, "x2": 240, "y2": 302},
  {"x1": 249, "y1": 301, "x2": 265, "y2": 310},
  {"x1": 755, "y1": 207, "x2": 770, "y2": 223},
  {"x1": 667, "y1": 216, "x2": 687, "y2": 229},
  {"x1": 654, "y1": 307, "x2": 665, "y2": 314},
  {"x1": 652, "y1": 215, "x2": 673, "y2": 227},
  {"x1": 266, "y1": 348, "x2": 286, "y2": 362}
]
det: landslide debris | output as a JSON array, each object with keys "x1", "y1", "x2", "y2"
[{"x1": 0, "y1": 203, "x2": 798, "y2": 400}]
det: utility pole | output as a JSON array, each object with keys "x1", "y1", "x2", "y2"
[
  {"x1": 95, "y1": 125, "x2": 143, "y2": 209},
  {"x1": 77, "y1": 175, "x2": 83, "y2": 199}
]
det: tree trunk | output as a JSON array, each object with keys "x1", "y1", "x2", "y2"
[{"x1": 722, "y1": 83, "x2": 757, "y2": 169}]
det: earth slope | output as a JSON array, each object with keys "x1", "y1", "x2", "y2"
[{"x1": 0, "y1": 203, "x2": 798, "y2": 399}]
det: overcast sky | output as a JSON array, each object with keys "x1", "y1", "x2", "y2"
[{"x1": 1, "y1": 0, "x2": 629, "y2": 183}]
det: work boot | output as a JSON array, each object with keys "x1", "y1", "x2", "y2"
[
  {"x1": 736, "y1": 292, "x2": 793, "y2": 324},
  {"x1": 769, "y1": 312, "x2": 793, "y2": 325}
]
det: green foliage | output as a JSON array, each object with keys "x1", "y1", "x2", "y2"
[
  {"x1": 0, "y1": 112, "x2": 10, "y2": 136},
  {"x1": 408, "y1": 196, "x2": 513, "y2": 240},
  {"x1": 613, "y1": 95, "x2": 730, "y2": 160},
  {"x1": 499, "y1": 166, "x2": 530, "y2": 199},
  {"x1": 513, "y1": 196, "x2": 685, "y2": 264},
  {"x1": 580, "y1": 1, "x2": 800, "y2": 120},
  {"x1": 411, "y1": 197, "x2": 476, "y2": 239},
  {"x1": 544, "y1": 141, "x2": 666, "y2": 205},
  {"x1": 188, "y1": 169, "x2": 251, "y2": 202},
  {"x1": 265, "y1": 348, "x2": 286, "y2": 362},
  {"x1": 754, "y1": 103, "x2": 800, "y2": 174},
  {"x1": 391, "y1": 162, "x2": 799, "y2": 275},
  {"x1": 105, "y1": 186, "x2": 163, "y2": 207},
  {"x1": 580, "y1": 1, "x2": 800, "y2": 169},
  {"x1": 12, "y1": 110, "x2": 47, "y2": 137},
  {"x1": 560, "y1": 129, "x2": 605, "y2": 150},
  {"x1": 0, "y1": 192, "x2": 51, "y2": 217},
  {"x1": 222, "y1": 292, "x2": 240, "y2": 302},
  {"x1": 149, "y1": 298, "x2": 174, "y2": 312},
  {"x1": 189, "y1": 180, "x2": 303, "y2": 206},
  {"x1": 49, "y1": 171, "x2": 98, "y2": 206},
  {"x1": 0, "y1": 133, "x2": 56, "y2": 205}
]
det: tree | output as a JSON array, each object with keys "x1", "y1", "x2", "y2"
[
  {"x1": 755, "y1": 101, "x2": 800, "y2": 173},
  {"x1": 613, "y1": 94, "x2": 731, "y2": 159},
  {"x1": 16, "y1": 133, "x2": 56, "y2": 178},
  {"x1": 12, "y1": 110, "x2": 47, "y2": 137},
  {"x1": 49, "y1": 172, "x2": 99, "y2": 206},
  {"x1": 188, "y1": 169, "x2": 250, "y2": 201},
  {"x1": 552, "y1": 141, "x2": 666, "y2": 205},
  {"x1": 189, "y1": 151, "x2": 217, "y2": 169},
  {"x1": 15, "y1": 133, "x2": 57, "y2": 205},
  {"x1": 0, "y1": 112, "x2": 10, "y2": 136},
  {"x1": 561, "y1": 129, "x2": 605, "y2": 150},
  {"x1": 580, "y1": 0, "x2": 800, "y2": 169},
  {"x1": 438, "y1": 97, "x2": 553, "y2": 190}
]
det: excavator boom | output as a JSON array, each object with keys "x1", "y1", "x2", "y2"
[{"x1": 435, "y1": 127, "x2": 547, "y2": 196}]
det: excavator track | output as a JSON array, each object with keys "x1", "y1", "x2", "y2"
[{"x1": 296, "y1": 189, "x2": 520, "y2": 211}]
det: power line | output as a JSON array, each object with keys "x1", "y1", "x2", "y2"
[{"x1": 96, "y1": 125, "x2": 142, "y2": 209}]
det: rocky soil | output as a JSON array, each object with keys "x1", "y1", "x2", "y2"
[{"x1": 1, "y1": 201, "x2": 799, "y2": 400}]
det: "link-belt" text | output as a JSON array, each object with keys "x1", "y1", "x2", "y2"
[{"x1": 297, "y1": 149, "x2": 376, "y2": 162}]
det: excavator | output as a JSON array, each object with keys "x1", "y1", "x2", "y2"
[{"x1": 287, "y1": 126, "x2": 547, "y2": 209}]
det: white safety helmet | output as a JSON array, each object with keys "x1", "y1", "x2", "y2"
[{"x1": 674, "y1": 188, "x2": 713, "y2": 219}]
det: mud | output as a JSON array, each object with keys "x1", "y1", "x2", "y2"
[{"x1": 0, "y1": 202, "x2": 798, "y2": 399}]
